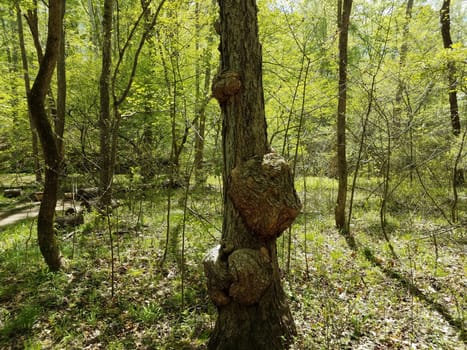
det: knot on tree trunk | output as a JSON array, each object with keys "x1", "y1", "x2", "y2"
[
  {"x1": 228, "y1": 248, "x2": 272, "y2": 305},
  {"x1": 203, "y1": 245, "x2": 233, "y2": 307},
  {"x1": 204, "y1": 245, "x2": 273, "y2": 307},
  {"x1": 212, "y1": 71, "x2": 241, "y2": 103},
  {"x1": 229, "y1": 153, "x2": 301, "y2": 239}
]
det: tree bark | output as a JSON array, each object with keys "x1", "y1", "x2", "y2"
[
  {"x1": 440, "y1": 0, "x2": 463, "y2": 187},
  {"x1": 25, "y1": 2, "x2": 43, "y2": 63},
  {"x1": 204, "y1": 1, "x2": 300, "y2": 348},
  {"x1": 335, "y1": 0, "x2": 352, "y2": 233},
  {"x1": 440, "y1": 0, "x2": 460, "y2": 136},
  {"x1": 15, "y1": 1, "x2": 41, "y2": 183},
  {"x1": 27, "y1": 0, "x2": 64, "y2": 271},
  {"x1": 25, "y1": 2, "x2": 58, "y2": 133},
  {"x1": 56, "y1": 0, "x2": 67, "y2": 162}
]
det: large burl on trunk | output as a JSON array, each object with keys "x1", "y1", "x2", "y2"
[
  {"x1": 229, "y1": 152, "x2": 301, "y2": 239},
  {"x1": 204, "y1": 153, "x2": 301, "y2": 347},
  {"x1": 203, "y1": 0, "x2": 300, "y2": 349},
  {"x1": 204, "y1": 237, "x2": 299, "y2": 350}
]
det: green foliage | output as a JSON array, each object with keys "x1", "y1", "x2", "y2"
[
  {"x1": 0, "y1": 0, "x2": 466, "y2": 348},
  {"x1": 128, "y1": 302, "x2": 163, "y2": 323},
  {"x1": 2, "y1": 0, "x2": 464, "y2": 183},
  {"x1": 0, "y1": 303, "x2": 42, "y2": 341}
]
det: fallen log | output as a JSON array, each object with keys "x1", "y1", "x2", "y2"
[
  {"x1": 76, "y1": 187, "x2": 99, "y2": 200},
  {"x1": 55, "y1": 213, "x2": 84, "y2": 228},
  {"x1": 81, "y1": 198, "x2": 119, "y2": 212},
  {"x1": 4, "y1": 188, "x2": 22, "y2": 198}
]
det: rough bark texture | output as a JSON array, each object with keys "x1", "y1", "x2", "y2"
[
  {"x1": 335, "y1": 0, "x2": 352, "y2": 232},
  {"x1": 229, "y1": 153, "x2": 301, "y2": 239},
  {"x1": 440, "y1": 0, "x2": 460, "y2": 136},
  {"x1": 27, "y1": 0, "x2": 63, "y2": 271},
  {"x1": 203, "y1": 0, "x2": 299, "y2": 349}
]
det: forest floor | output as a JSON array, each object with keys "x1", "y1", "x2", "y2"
[{"x1": 0, "y1": 176, "x2": 465, "y2": 349}]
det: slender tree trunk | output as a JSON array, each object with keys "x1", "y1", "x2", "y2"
[
  {"x1": 158, "y1": 24, "x2": 191, "y2": 185},
  {"x1": 440, "y1": 0, "x2": 463, "y2": 188},
  {"x1": 15, "y1": 1, "x2": 41, "y2": 183},
  {"x1": 194, "y1": 1, "x2": 214, "y2": 188},
  {"x1": 170, "y1": 60, "x2": 180, "y2": 180},
  {"x1": 99, "y1": 0, "x2": 166, "y2": 203},
  {"x1": 376, "y1": 0, "x2": 414, "y2": 259},
  {"x1": 87, "y1": 0, "x2": 102, "y2": 49},
  {"x1": 3, "y1": 16, "x2": 15, "y2": 75},
  {"x1": 393, "y1": 0, "x2": 413, "y2": 128},
  {"x1": 451, "y1": 129, "x2": 466, "y2": 222},
  {"x1": 56, "y1": 1, "x2": 67, "y2": 162},
  {"x1": 27, "y1": 0, "x2": 64, "y2": 271},
  {"x1": 380, "y1": 114, "x2": 398, "y2": 259},
  {"x1": 335, "y1": 0, "x2": 352, "y2": 233},
  {"x1": 193, "y1": 96, "x2": 208, "y2": 187},
  {"x1": 440, "y1": 0, "x2": 460, "y2": 136},
  {"x1": 99, "y1": 0, "x2": 114, "y2": 207},
  {"x1": 25, "y1": 2, "x2": 58, "y2": 131},
  {"x1": 204, "y1": 1, "x2": 300, "y2": 348},
  {"x1": 193, "y1": 1, "x2": 203, "y2": 186},
  {"x1": 25, "y1": 2, "x2": 43, "y2": 63}
]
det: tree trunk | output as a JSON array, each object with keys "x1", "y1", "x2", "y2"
[
  {"x1": 87, "y1": 0, "x2": 102, "y2": 49},
  {"x1": 440, "y1": 0, "x2": 463, "y2": 186},
  {"x1": 335, "y1": 0, "x2": 352, "y2": 233},
  {"x1": 203, "y1": 1, "x2": 300, "y2": 349},
  {"x1": 193, "y1": 97, "x2": 208, "y2": 187},
  {"x1": 56, "y1": 0, "x2": 66, "y2": 162},
  {"x1": 194, "y1": 1, "x2": 214, "y2": 188},
  {"x1": 393, "y1": 0, "x2": 413, "y2": 126},
  {"x1": 193, "y1": 0, "x2": 206, "y2": 188},
  {"x1": 440, "y1": 0, "x2": 460, "y2": 136},
  {"x1": 99, "y1": 0, "x2": 114, "y2": 207},
  {"x1": 27, "y1": 0, "x2": 64, "y2": 272},
  {"x1": 25, "y1": 2, "x2": 59, "y2": 135},
  {"x1": 25, "y1": 3, "x2": 43, "y2": 63},
  {"x1": 395, "y1": 0, "x2": 415, "y2": 183},
  {"x1": 99, "y1": 0, "x2": 166, "y2": 203},
  {"x1": 15, "y1": 1, "x2": 41, "y2": 183},
  {"x1": 158, "y1": 25, "x2": 190, "y2": 185}
]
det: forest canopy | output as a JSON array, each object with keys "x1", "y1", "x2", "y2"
[{"x1": 0, "y1": 0, "x2": 465, "y2": 178}]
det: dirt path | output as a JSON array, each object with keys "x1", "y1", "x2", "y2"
[
  {"x1": 0, "y1": 204, "x2": 40, "y2": 228},
  {"x1": 0, "y1": 201, "x2": 79, "y2": 228}
]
